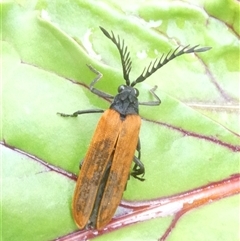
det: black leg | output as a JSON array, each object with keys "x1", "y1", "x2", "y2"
[
  {"x1": 138, "y1": 85, "x2": 161, "y2": 106},
  {"x1": 87, "y1": 64, "x2": 114, "y2": 99},
  {"x1": 131, "y1": 139, "x2": 145, "y2": 181},
  {"x1": 57, "y1": 109, "x2": 104, "y2": 117}
]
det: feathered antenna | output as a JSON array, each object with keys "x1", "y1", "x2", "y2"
[
  {"x1": 100, "y1": 27, "x2": 132, "y2": 86},
  {"x1": 100, "y1": 26, "x2": 211, "y2": 87},
  {"x1": 131, "y1": 45, "x2": 211, "y2": 87}
]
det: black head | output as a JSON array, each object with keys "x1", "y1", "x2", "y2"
[
  {"x1": 100, "y1": 27, "x2": 211, "y2": 116},
  {"x1": 110, "y1": 84, "x2": 139, "y2": 116}
]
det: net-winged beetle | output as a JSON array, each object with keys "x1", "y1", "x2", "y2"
[{"x1": 58, "y1": 26, "x2": 211, "y2": 230}]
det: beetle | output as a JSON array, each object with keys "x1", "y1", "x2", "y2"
[{"x1": 58, "y1": 26, "x2": 211, "y2": 230}]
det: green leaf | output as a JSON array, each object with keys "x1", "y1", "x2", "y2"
[{"x1": 1, "y1": 0, "x2": 239, "y2": 241}]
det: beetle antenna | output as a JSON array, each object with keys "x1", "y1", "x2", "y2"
[
  {"x1": 100, "y1": 26, "x2": 132, "y2": 86},
  {"x1": 131, "y1": 45, "x2": 211, "y2": 87}
]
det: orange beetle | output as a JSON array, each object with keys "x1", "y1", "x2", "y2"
[{"x1": 58, "y1": 27, "x2": 211, "y2": 230}]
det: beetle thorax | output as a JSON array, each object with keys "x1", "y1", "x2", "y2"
[{"x1": 110, "y1": 85, "x2": 139, "y2": 116}]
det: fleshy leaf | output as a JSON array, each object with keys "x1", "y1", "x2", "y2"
[{"x1": 1, "y1": 1, "x2": 239, "y2": 241}]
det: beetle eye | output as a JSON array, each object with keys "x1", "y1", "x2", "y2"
[
  {"x1": 118, "y1": 85, "x2": 125, "y2": 93},
  {"x1": 134, "y1": 88, "x2": 139, "y2": 97}
]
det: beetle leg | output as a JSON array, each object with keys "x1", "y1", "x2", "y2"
[
  {"x1": 87, "y1": 64, "x2": 115, "y2": 99},
  {"x1": 131, "y1": 156, "x2": 145, "y2": 181},
  {"x1": 79, "y1": 158, "x2": 84, "y2": 169},
  {"x1": 131, "y1": 139, "x2": 145, "y2": 181},
  {"x1": 57, "y1": 109, "x2": 104, "y2": 117},
  {"x1": 138, "y1": 85, "x2": 161, "y2": 106}
]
